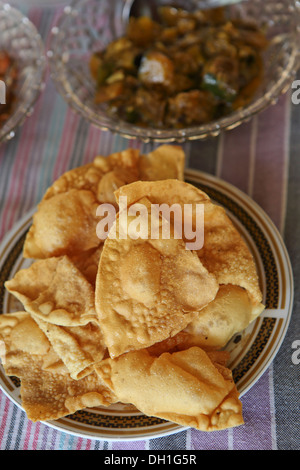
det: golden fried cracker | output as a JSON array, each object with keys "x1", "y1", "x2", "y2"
[
  {"x1": 95, "y1": 347, "x2": 244, "y2": 432},
  {"x1": 43, "y1": 150, "x2": 139, "y2": 208},
  {"x1": 145, "y1": 330, "x2": 191, "y2": 356},
  {"x1": 94, "y1": 149, "x2": 140, "y2": 205},
  {"x1": 183, "y1": 284, "x2": 265, "y2": 350},
  {"x1": 32, "y1": 316, "x2": 107, "y2": 380},
  {"x1": 0, "y1": 312, "x2": 117, "y2": 422},
  {"x1": 138, "y1": 145, "x2": 185, "y2": 181},
  {"x1": 43, "y1": 149, "x2": 139, "y2": 204},
  {"x1": 198, "y1": 201, "x2": 263, "y2": 304},
  {"x1": 20, "y1": 363, "x2": 115, "y2": 423},
  {"x1": 5, "y1": 256, "x2": 98, "y2": 327},
  {"x1": 0, "y1": 312, "x2": 50, "y2": 361},
  {"x1": 115, "y1": 179, "x2": 209, "y2": 207},
  {"x1": 115, "y1": 180, "x2": 264, "y2": 306},
  {"x1": 147, "y1": 285, "x2": 265, "y2": 354},
  {"x1": 43, "y1": 164, "x2": 104, "y2": 200},
  {"x1": 0, "y1": 312, "x2": 67, "y2": 376},
  {"x1": 107, "y1": 148, "x2": 140, "y2": 176},
  {"x1": 23, "y1": 189, "x2": 100, "y2": 259},
  {"x1": 95, "y1": 197, "x2": 218, "y2": 358},
  {"x1": 24, "y1": 148, "x2": 186, "y2": 260},
  {"x1": 70, "y1": 245, "x2": 103, "y2": 286}
]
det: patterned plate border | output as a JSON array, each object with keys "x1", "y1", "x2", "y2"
[{"x1": 0, "y1": 170, "x2": 294, "y2": 441}]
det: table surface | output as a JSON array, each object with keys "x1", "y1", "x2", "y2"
[{"x1": 0, "y1": 3, "x2": 299, "y2": 451}]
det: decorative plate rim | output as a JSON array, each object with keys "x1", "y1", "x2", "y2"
[{"x1": 0, "y1": 170, "x2": 294, "y2": 441}]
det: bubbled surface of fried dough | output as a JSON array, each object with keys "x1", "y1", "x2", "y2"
[
  {"x1": 95, "y1": 197, "x2": 218, "y2": 358},
  {"x1": 23, "y1": 189, "x2": 100, "y2": 259},
  {"x1": 138, "y1": 145, "x2": 185, "y2": 181},
  {"x1": 0, "y1": 312, "x2": 117, "y2": 422},
  {"x1": 115, "y1": 179, "x2": 264, "y2": 307},
  {"x1": 43, "y1": 163, "x2": 104, "y2": 200},
  {"x1": 182, "y1": 284, "x2": 265, "y2": 350},
  {"x1": 5, "y1": 256, "x2": 98, "y2": 327},
  {"x1": 32, "y1": 315, "x2": 107, "y2": 380}
]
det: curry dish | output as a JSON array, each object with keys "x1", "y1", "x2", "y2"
[{"x1": 90, "y1": 6, "x2": 268, "y2": 129}]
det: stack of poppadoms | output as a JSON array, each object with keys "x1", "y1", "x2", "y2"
[{"x1": 0, "y1": 145, "x2": 264, "y2": 432}]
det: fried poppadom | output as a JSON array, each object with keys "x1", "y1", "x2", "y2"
[
  {"x1": 70, "y1": 245, "x2": 103, "y2": 287},
  {"x1": 23, "y1": 189, "x2": 101, "y2": 259},
  {"x1": 43, "y1": 163, "x2": 104, "y2": 200},
  {"x1": 0, "y1": 312, "x2": 116, "y2": 422},
  {"x1": 138, "y1": 145, "x2": 185, "y2": 181},
  {"x1": 95, "y1": 196, "x2": 218, "y2": 358},
  {"x1": 115, "y1": 179, "x2": 264, "y2": 308},
  {"x1": 23, "y1": 146, "x2": 185, "y2": 259},
  {"x1": 5, "y1": 256, "x2": 98, "y2": 327},
  {"x1": 94, "y1": 148, "x2": 140, "y2": 206},
  {"x1": 182, "y1": 284, "x2": 265, "y2": 350},
  {"x1": 95, "y1": 346, "x2": 244, "y2": 432},
  {"x1": 32, "y1": 316, "x2": 107, "y2": 380},
  {"x1": 40, "y1": 149, "x2": 140, "y2": 203},
  {"x1": 147, "y1": 284, "x2": 265, "y2": 354}
]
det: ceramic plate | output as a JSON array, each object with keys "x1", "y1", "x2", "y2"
[{"x1": 0, "y1": 170, "x2": 294, "y2": 441}]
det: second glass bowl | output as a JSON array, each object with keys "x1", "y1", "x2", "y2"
[{"x1": 0, "y1": 2, "x2": 46, "y2": 144}]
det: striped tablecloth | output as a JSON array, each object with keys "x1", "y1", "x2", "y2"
[{"x1": 0, "y1": 3, "x2": 299, "y2": 451}]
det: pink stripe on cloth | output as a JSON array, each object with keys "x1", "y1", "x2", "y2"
[
  {"x1": 44, "y1": 6, "x2": 67, "y2": 52},
  {"x1": 27, "y1": 5, "x2": 43, "y2": 27},
  {"x1": 75, "y1": 437, "x2": 95, "y2": 450},
  {"x1": 51, "y1": 109, "x2": 81, "y2": 180},
  {"x1": 76, "y1": 437, "x2": 84, "y2": 450},
  {"x1": 250, "y1": 93, "x2": 290, "y2": 230},
  {"x1": 23, "y1": 420, "x2": 33, "y2": 450},
  {"x1": 0, "y1": 394, "x2": 11, "y2": 446},
  {"x1": 219, "y1": 120, "x2": 254, "y2": 195},
  {"x1": 80, "y1": 124, "x2": 106, "y2": 165},
  {"x1": 0, "y1": 87, "x2": 45, "y2": 239},
  {"x1": 32, "y1": 421, "x2": 42, "y2": 450}
]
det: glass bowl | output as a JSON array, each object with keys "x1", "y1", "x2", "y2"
[
  {"x1": 0, "y1": 2, "x2": 46, "y2": 143},
  {"x1": 48, "y1": 0, "x2": 300, "y2": 143}
]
